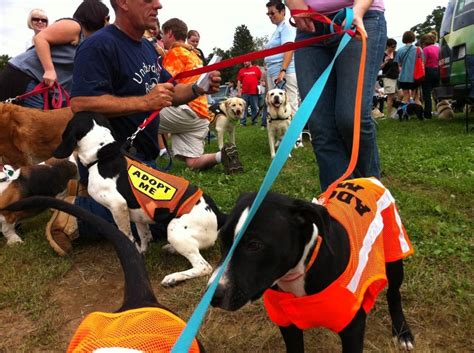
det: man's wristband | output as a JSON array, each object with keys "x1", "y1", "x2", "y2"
[
  {"x1": 191, "y1": 83, "x2": 203, "y2": 98},
  {"x1": 280, "y1": 68, "x2": 287, "y2": 73}
]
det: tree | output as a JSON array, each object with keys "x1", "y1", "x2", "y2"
[
  {"x1": 209, "y1": 26, "x2": 269, "y2": 83},
  {"x1": 410, "y1": 6, "x2": 446, "y2": 40},
  {"x1": 0, "y1": 54, "x2": 11, "y2": 71}
]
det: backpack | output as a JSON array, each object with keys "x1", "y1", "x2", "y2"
[{"x1": 413, "y1": 47, "x2": 425, "y2": 83}]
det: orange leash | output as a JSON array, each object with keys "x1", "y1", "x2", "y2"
[{"x1": 319, "y1": 28, "x2": 367, "y2": 205}]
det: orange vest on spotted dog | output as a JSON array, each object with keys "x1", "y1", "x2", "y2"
[
  {"x1": 126, "y1": 157, "x2": 202, "y2": 223},
  {"x1": 264, "y1": 178, "x2": 414, "y2": 333}
]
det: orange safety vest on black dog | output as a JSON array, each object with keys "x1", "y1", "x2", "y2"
[
  {"x1": 263, "y1": 178, "x2": 414, "y2": 333},
  {"x1": 126, "y1": 157, "x2": 203, "y2": 223},
  {"x1": 67, "y1": 307, "x2": 200, "y2": 352}
]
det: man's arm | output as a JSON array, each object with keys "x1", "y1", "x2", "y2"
[
  {"x1": 71, "y1": 83, "x2": 175, "y2": 116},
  {"x1": 172, "y1": 71, "x2": 221, "y2": 105}
]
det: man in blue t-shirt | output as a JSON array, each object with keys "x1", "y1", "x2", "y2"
[{"x1": 45, "y1": 0, "x2": 223, "y2": 256}]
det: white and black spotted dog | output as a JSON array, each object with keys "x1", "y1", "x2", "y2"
[{"x1": 52, "y1": 111, "x2": 226, "y2": 286}]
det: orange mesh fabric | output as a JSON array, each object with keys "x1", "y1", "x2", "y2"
[
  {"x1": 67, "y1": 307, "x2": 200, "y2": 353},
  {"x1": 264, "y1": 178, "x2": 414, "y2": 333}
]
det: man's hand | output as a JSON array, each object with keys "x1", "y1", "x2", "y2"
[
  {"x1": 145, "y1": 83, "x2": 174, "y2": 110},
  {"x1": 204, "y1": 71, "x2": 222, "y2": 94}
]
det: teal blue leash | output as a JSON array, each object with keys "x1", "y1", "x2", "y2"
[{"x1": 172, "y1": 8, "x2": 355, "y2": 352}]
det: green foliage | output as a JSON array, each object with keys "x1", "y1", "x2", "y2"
[
  {"x1": 410, "y1": 6, "x2": 446, "y2": 40},
  {"x1": 0, "y1": 54, "x2": 11, "y2": 71}
]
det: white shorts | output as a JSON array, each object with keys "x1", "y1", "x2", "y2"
[
  {"x1": 159, "y1": 105, "x2": 210, "y2": 158},
  {"x1": 382, "y1": 78, "x2": 397, "y2": 95}
]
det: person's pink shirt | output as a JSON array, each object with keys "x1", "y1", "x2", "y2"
[
  {"x1": 305, "y1": 0, "x2": 385, "y2": 14},
  {"x1": 423, "y1": 45, "x2": 439, "y2": 68}
]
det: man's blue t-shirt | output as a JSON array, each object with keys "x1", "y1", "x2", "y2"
[{"x1": 71, "y1": 25, "x2": 172, "y2": 160}]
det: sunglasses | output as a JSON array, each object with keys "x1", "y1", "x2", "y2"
[
  {"x1": 266, "y1": 12, "x2": 276, "y2": 16},
  {"x1": 32, "y1": 17, "x2": 48, "y2": 23}
]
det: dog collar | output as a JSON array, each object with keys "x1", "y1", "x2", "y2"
[
  {"x1": 305, "y1": 235, "x2": 322, "y2": 272},
  {"x1": 86, "y1": 160, "x2": 99, "y2": 169},
  {"x1": 278, "y1": 225, "x2": 322, "y2": 283}
]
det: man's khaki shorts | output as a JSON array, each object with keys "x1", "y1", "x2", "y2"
[{"x1": 159, "y1": 105, "x2": 210, "y2": 158}]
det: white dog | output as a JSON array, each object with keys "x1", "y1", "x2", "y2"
[
  {"x1": 265, "y1": 88, "x2": 293, "y2": 158},
  {"x1": 209, "y1": 97, "x2": 246, "y2": 149}
]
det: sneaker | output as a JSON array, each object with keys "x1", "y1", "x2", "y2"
[
  {"x1": 371, "y1": 108, "x2": 384, "y2": 119},
  {"x1": 221, "y1": 143, "x2": 244, "y2": 174},
  {"x1": 45, "y1": 196, "x2": 79, "y2": 256}
]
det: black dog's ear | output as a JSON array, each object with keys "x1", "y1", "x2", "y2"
[
  {"x1": 291, "y1": 199, "x2": 331, "y2": 239},
  {"x1": 53, "y1": 116, "x2": 79, "y2": 158}
]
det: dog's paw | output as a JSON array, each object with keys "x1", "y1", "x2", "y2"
[
  {"x1": 161, "y1": 274, "x2": 182, "y2": 287},
  {"x1": 6, "y1": 236, "x2": 24, "y2": 246},
  {"x1": 393, "y1": 332, "x2": 415, "y2": 351},
  {"x1": 162, "y1": 244, "x2": 178, "y2": 254}
]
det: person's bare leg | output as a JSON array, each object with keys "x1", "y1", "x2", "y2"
[{"x1": 185, "y1": 154, "x2": 219, "y2": 170}]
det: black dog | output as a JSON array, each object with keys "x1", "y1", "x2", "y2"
[
  {"x1": 5, "y1": 196, "x2": 204, "y2": 352},
  {"x1": 392, "y1": 100, "x2": 424, "y2": 121},
  {"x1": 210, "y1": 178, "x2": 414, "y2": 352}
]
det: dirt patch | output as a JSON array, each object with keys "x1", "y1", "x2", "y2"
[
  {"x1": 0, "y1": 309, "x2": 36, "y2": 350},
  {"x1": 51, "y1": 242, "x2": 124, "y2": 350}
]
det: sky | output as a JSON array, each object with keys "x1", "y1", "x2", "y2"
[{"x1": 0, "y1": 0, "x2": 448, "y2": 58}]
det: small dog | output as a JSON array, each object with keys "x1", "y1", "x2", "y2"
[
  {"x1": 0, "y1": 103, "x2": 73, "y2": 167},
  {"x1": 4, "y1": 196, "x2": 203, "y2": 352},
  {"x1": 53, "y1": 111, "x2": 226, "y2": 286},
  {"x1": 437, "y1": 100, "x2": 455, "y2": 119},
  {"x1": 210, "y1": 178, "x2": 415, "y2": 352},
  {"x1": 209, "y1": 97, "x2": 246, "y2": 149},
  {"x1": 392, "y1": 100, "x2": 424, "y2": 121},
  {"x1": 0, "y1": 159, "x2": 77, "y2": 245},
  {"x1": 266, "y1": 88, "x2": 292, "y2": 158}
]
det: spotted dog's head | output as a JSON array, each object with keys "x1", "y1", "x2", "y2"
[
  {"x1": 210, "y1": 192, "x2": 330, "y2": 311},
  {"x1": 224, "y1": 97, "x2": 246, "y2": 121},
  {"x1": 53, "y1": 111, "x2": 117, "y2": 165}
]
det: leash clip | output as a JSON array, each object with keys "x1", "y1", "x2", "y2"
[{"x1": 3, "y1": 97, "x2": 16, "y2": 104}]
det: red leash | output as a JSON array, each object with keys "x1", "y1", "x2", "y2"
[
  {"x1": 4, "y1": 81, "x2": 70, "y2": 110},
  {"x1": 132, "y1": 27, "x2": 355, "y2": 138}
]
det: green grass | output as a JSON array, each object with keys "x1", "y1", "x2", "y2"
[{"x1": 1, "y1": 114, "x2": 473, "y2": 351}]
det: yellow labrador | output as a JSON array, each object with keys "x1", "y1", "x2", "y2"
[
  {"x1": 266, "y1": 88, "x2": 292, "y2": 158},
  {"x1": 209, "y1": 97, "x2": 246, "y2": 149}
]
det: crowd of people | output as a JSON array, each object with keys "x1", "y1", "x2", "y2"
[
  {"x1": 373, "y1": 30, "x2": 440, "y2": 120},
  {"x1": 1, "y1": 0, "x2": 443, "y2": 255}
]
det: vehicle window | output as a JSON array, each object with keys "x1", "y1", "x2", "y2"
[
  {"x1": 440, "y1": 0, "x2": 456, "y2": 37},
  {"x1": 453, "y1": 0, "x2": 474, "y2": 31},
  {"x1": 455, "y1": 0, "x2": 474, "y2": 13}
]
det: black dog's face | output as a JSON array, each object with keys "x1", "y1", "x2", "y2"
[
  {"x1": 210, "y1": 192, "x2": 327, "y2": 311},
  {"x1": 53, "y1": 111, "x2": 116, "y2": 160}
]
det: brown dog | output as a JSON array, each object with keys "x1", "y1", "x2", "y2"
[
  {"x1": 0, "y1": 103, "x2": 73, "y2": 167},
  {"x1": 0, "y1": 158, "x2": 77, "y2": 245}
]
